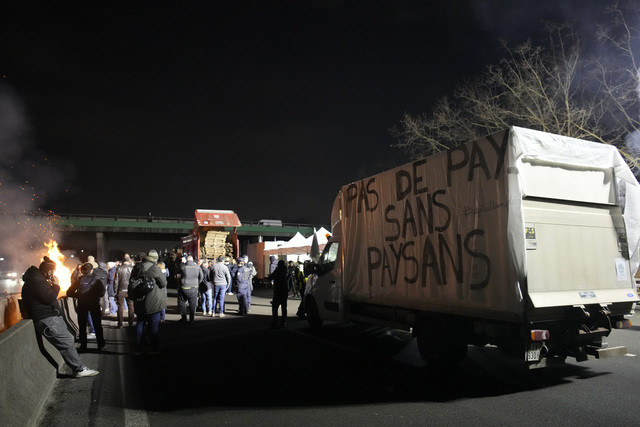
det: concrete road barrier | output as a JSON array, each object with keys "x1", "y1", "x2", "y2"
[
  {"x1": 0, "y1": 297, "x2": 80, "y2": 426},
  {"x1": 0, "y1": 320, "x2": 63, "y2": 426}
]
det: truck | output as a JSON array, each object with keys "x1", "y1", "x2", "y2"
[
  {"x1": 181, "y1": 209, "x2": 242, "y2": 261},
  {"x1": 304, "y1": 127, "x2": 640, "y2": 368}
]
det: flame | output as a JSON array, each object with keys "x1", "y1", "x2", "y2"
[{"x1": 43, "y1": 240, "x2": 72, "y2": 294}]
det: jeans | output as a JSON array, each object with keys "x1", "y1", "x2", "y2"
[
  {"x1": 135, "y1": 311, "x2": 162, "y2": 351},
  {"x1": 87, "y1": 312, "x2": 95, "y2": 334},
  {"x1": 201, "y1": 288, "x2": 213, "y2": 313},
  {"x1": 34, "y1": 316, "x2": 85, "y2": 372},
  {"x1": 213, "y1": 285, "x2": 226, "y2": 314},
  {"x1": 108, "y1": 296, "x2": 117, "y2": 314},
  {"x1": 117, "y1": 291, "x2": 135, "y2": 327},
  {"x1": 178, "y1": 287, "x2": 198, "y2": 321}
]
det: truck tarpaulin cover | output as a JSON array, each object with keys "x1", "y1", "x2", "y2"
[
  {"x1": 194, "y1": 210, "x2": 241, "y2": 227},
  {"x1": 339, "y1": 127, "x2": 640, "y2": 318}
]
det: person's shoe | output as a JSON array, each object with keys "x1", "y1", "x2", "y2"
[
  {"x1": 219, "y1": 313, "x2": 225, "y2": 318},
  {"x1": 214, "y1": 313, "x2": 220, "y2": 317},
  {"x1": 87, "y1": 333, "x2": 96, "y2": 340},
  {"x1": 74, "y1": 368, "x2": 99, "y2": 378},
  {"x1": 178, "y1": 318, "x2": 187, "y2": 323},
  {"x1": 207, "y1": 311, "x2": 213, "y2": 316}
]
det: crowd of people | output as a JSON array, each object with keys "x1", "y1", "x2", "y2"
[{"x1": 20, "y1": 248, "x2": 309, "y2": 378}]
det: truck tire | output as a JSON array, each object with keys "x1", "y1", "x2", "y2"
[
  {"x1": 415, "y1": 316, "x2": 467, "y2": 368},
  {"x1": 305, "y1": 296, "x2": 323, "y2": 330}
]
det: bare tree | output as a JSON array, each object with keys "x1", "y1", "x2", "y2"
[{"x1": 393, "y1": 3, "x2": 640, "y2": 170}]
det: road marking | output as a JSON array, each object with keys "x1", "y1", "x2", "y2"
[{"x1": 115, "y1": 326, "x2": 150, "y2": 427}]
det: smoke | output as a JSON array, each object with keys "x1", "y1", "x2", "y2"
[{"x1": 0, "y1": 83, "x2": 73, "y2": 275}]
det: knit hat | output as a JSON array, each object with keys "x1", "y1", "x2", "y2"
[
  {"x1": 39, "y1": 256, "x2": 57, "y2": 273},
  {"x1": 146, "y1": 250, "x2": 159, "y2": 263}
]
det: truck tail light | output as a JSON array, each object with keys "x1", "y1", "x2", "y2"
[
  {"x1": 614, "y1": 319, "x2": 632, "y2": 329},
  {"x1": 530, "y1": 329, "x2": 550, "y2": 341}
]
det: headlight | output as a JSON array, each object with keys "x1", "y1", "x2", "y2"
[{"x1": 9, "y1": 272, "x2": 17, "y2": 278}]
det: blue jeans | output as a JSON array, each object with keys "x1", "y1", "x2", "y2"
[
  {"x1": 135, "y1": 311, "x2": 162, "y2": 351},
  {"x1": 201, "y1": 288, "x2": 213, "y2": 313},
  {"x1": 108, "y1": 296, "x2": 117, "y2": 314},
  {"x1": 213, "y1": 285, "x2": 226, "y2": 314}
]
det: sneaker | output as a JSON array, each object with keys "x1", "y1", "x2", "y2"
[
  {"x1": 214, "y1": 313, "x2": 220, "y2": 317},
  {"x1": 207, "y1": 312, "x2": 212, "y2": 316},
  {"x1": 74, "y1": 368, "x2": 99, "y2": 378},
  {"x1": 87, "y1": 333, "x2": 96, "y2": 340},
  {"x1": 219, "y1": 313, "x2": 225, "y2": 318}
]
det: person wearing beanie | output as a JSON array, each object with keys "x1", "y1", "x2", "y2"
[
  {"x1": 21, "y1": 257, "x2": 99, "y2": 378},
  {"x1": 131, "y1": 249, "x2": 167, "y2": 355},
  {"x1": 67, "y1": 262, "x2": 106, "y2": 352}
]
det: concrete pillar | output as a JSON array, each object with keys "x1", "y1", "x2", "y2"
[{"x1": 96, "y1": 232, "x2": 107, "y2": 262}]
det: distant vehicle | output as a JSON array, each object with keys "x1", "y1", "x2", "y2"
[
  {"x1": 258, "y1": 219, "x2": 283, "y2": 227},
  {"x1": 0, "y1": 257, "x2": 21, "y2": 294},
  {"x1": 305, "y1": 127, "x2": 640, "y2": 369}
]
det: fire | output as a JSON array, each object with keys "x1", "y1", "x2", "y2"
[{"x1": 43, "y1": 240, "x2": 72, "y2": 294}]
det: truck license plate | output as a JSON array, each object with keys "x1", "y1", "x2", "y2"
[{"x1": 526, "y1": 343, "x2": 542, "y2": 361}]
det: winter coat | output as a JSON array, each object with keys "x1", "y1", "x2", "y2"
[
  {"x1": 132, "y1": 260, "x2": 168, "y2": 315},
  {"x1": 180, "y1": 260, "x2": 203, "y2": 288},
  {"x1": 66, "y1": 272, "x2": 105, "y2": 307},
  {"x1": 233, "y1": 266, "x2": 253, "y2": 291},
  {"x1": 200, "y1": 265, "x2": 212, "y2": 290},
  {"x1": 21, "y1": 266, "x2": 62, "y2": 321},
  {"x1": 114, "y1": 262, "x2": 133, "y2": 294},
  {"x1": 268, "y1": 265, "x2": 294, "y2": 297},
  {"x1": 269, "y1": 256, "x2": 278, "y2": 274}
]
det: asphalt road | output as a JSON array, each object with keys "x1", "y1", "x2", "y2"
[{"x1": 39, "y1": 289, "x2": 640, "y2": 426}]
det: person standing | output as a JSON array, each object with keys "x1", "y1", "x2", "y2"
[
  {"x1": 200, "y1": 259, "x2": 213, "y2": 315},
  {"x1": 210, "y1": 256, "x2": 231, "y2": 317},
  {"x1": 157, "y1": 261, "x2": 170, "y2": 322},
  {"x1": 67, "y1": 262, "x2": 107, "y2": 352},
  {"x1": 106, "y1": 261, "x2": 118, "y2": 315},
  {"x1": 233, "y1": 257, "x2": 253, "y2": 316},
  {"x1": 268, "y1": 260, "x2": 294, "y2": 328},
  {"x1": 178, "y1": 255, "x2": 203, "y2": 323},
  {"x1": 21, "y1": 257, "x2": 99, "y2": 377},
  {"x1": 114, "y1": 254, "x2": 134, "y2": 328},
  {"x1": 130, "y1": 250, "x2": 167, "y2": 355}
]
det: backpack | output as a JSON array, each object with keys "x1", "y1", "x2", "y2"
[{"x1": 128, "y1": 263, "x2": 156, "y2": 301}]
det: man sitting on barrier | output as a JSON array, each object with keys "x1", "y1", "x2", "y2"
[{"x1": 21, "y1": 256, "x2": 99, "y2": 378}]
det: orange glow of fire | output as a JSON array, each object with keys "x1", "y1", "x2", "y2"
[{"x1": 43, "y1": 240, "x2": 72, "y2": 294}]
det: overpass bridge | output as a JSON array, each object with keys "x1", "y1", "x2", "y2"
[{"x1": 39, "y1": 214, "x2": 318, "y2": 261}]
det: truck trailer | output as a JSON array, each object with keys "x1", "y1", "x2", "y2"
[
  {"x1": 181, "y1": 209, "x2": 241, "y2": 261},
  {"x1": 304, "y1": 127, "x2": 640, "y2": 368}
]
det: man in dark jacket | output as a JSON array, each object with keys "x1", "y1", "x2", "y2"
[
  {"x1": 234, "y1": 258, "x2": 253, "y2": 316},
  {"x1": 129, "y1": 250, "x2": 167, "y2": 354},
  {"x1": 21, "y1": 257, "x2": 99, "y2": 377},
  {"x1": 268, "y1": 260, "x2": 294, "y2": 328},
  {"x1": 179, "y1": 255, "x2": 203, "y2": 322},
  {"x1": 67, "y1": 263, "x2": 106, "y2": 352}
]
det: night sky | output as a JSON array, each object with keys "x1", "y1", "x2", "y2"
[{"x1": 0, "y1": 1, "x2": 615, "y2": 226}]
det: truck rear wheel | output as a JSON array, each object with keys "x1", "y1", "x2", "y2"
[
  {"x1": 305, "y1": 296, "x2": 323, "y2": 330},
  {"x1": 416, "y1": 316, "x2": 467, "y2": 368}
]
